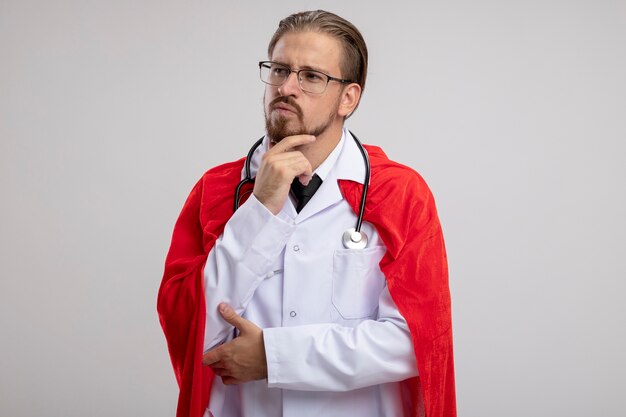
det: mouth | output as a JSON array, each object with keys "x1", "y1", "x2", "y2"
[{"x1": 272, "y1": 103, "x2": 298, "y2": 115}]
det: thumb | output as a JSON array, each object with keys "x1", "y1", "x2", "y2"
[{"x1": 218, "y1": 303, "x2": 250, "y2": 332}]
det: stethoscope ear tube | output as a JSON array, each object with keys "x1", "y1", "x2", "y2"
[
  {"x1": 234, "y1": 136, "x2": 265, "y2": 212},
  {"x1": 233, "y1": 178, "x2": 254, "y2": 212},
  {"x1": 244, "y1": 136, "x2": 265, "y2": 180}
]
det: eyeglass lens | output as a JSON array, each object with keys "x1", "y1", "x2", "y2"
[{"x1": 260, "y1": 63, "x2": 328, "y2": 94}]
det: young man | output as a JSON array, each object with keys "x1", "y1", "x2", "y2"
[{"x1": 158, "y1": 10, "x2": 456, "y2": 417}]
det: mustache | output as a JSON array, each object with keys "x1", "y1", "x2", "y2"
[{"x1": 270, "y1": 96, "x2": 303, "y2": 116}]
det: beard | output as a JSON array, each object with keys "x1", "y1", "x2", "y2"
[{"x1": 264, "y1": 95, "x2": 339, "y2": 143}]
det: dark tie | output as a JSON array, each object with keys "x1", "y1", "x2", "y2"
[{"x1": 290, "y1": 174, "x2": 323, "y2": 213}]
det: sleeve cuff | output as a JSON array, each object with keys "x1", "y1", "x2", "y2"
[
  {"x1": 263, "y1": 327, "x2": 286, "y2": 387},
  {"x1": 227, "y1": 194, "x2": 295, "y2": 274}
]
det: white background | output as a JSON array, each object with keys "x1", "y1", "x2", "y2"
[{"x1": 1, "y1": 1, "x2": 625, "y2": 416}]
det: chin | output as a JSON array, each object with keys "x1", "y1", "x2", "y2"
[{"x1": 266, "y1": 119, "x2": 309, "y2": 143}]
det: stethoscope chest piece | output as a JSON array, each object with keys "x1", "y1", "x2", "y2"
[{"x1": 342, "y1": 228, "x2": 368, "y2": 250}]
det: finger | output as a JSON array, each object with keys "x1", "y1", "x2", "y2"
[
  {"x1": 285, "y1": 159, "x2": 313, "y2": 181},
  {"x1": 264, "y1": 150, "x2": 308, "y2": 163},
  {"x1": 202, "y1": 347, "x2": 222, "y2": 366},
  {"x1": 221, "y1": 376, "x2": 241, "y2": 386},
  {"x1": 211, "y1": 366, "x2": 228, "y2": 377},
  {"x1": 259, "y1": 152, "x2": 311, "y2": 178},
  {"x1": 269, "y1": 153, "x2": 313, "y2": 172},
  {"x1": 218, "y1": 303, "x2": 252, "y2": 333},
  {"x1": 208, "y1": 360, "x2": 225, "y2": 370},
  {"x1": 264, "y1": 153, "x2": 312, "y2": 178},
  {"x1": 297, "y1": 172, "x2": 313, "y2": 186},
  {"x1": 269, "y1": 135, "x2": 315, "y2": 153}
]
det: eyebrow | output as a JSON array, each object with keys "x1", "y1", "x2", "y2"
[{"x1": 273, "y1": 60, "x2": 329, "y2": 74}]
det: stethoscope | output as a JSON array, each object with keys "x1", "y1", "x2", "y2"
[{"x1": 234, "y1": 131, "x2": 370, "y2": 249}]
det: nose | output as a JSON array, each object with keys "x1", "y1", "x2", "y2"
[{"x1": 278, "y1": 71, "x2": 301, "y2": 96}]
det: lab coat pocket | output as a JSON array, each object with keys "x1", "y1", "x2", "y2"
[{"x1": 332, "y1": 246, "x2": 387, "y2": 319}]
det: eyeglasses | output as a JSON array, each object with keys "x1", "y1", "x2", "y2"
[{"x1": 259, "y1": 61, "x2": 354, "y2": 94}]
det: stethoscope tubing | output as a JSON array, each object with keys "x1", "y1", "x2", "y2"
[
  {"x1": 350, "y1": 132, "x2": 369, "y2": 234},
  {"x1": 233, "y1": 136, "x2": 264, "y2": 213}
]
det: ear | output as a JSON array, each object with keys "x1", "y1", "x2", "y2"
[{"x1": 337, "y1": 83, "x2": 362, "y2": 118}]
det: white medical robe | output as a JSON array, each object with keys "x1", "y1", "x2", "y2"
[{"x1": 203, "y1": 129, "x2": 418, "y2": 417}]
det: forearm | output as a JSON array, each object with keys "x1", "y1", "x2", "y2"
[
  {"x1": 263, "y1": 288, "x2": 418, "y2": 392},
  {"x1": 203, "y1": 195, "x2": 294, "y2": 350}
]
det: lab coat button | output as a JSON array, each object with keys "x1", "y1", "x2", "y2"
[
  {"x1": 290, "y1": 311, "x2": 297, "y2": 317},
  {"x1": 293, "y1": 245, "x2": 300, "y2": 252}
]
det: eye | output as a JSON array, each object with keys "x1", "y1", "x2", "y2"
[
  {"x1": 271, "y1": 65, "x2": 289, "y2": 77},
  {"x1": 302, "y1": 71, "x2": 325, "y2": 83}
]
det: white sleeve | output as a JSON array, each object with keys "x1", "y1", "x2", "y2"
[
  {"x1": 203, "y1": 195, "x2": 295, "y2": 351},
  {"x1": 263, "y1": 285, "x2": 419, "y2": 392}
]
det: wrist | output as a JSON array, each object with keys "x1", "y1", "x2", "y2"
[{"x1": 253, "y1": 192, "x2": 284, "y2": 215}]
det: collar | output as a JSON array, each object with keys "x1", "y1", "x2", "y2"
[
  {"x1": 334, "y1": 128, "x2": 366, "y2": 184},
  {"x1": 312, "y1": 129, "x2": 344, "y2": 181}
]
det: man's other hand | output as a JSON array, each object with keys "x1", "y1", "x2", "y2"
[
  {"x1": 202, "y1": 303, "x2": 268, "y2": 385},
  {"x1": 253, "y1": 134, "x2": 316, "y2": 214}
]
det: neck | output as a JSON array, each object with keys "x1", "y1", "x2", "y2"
[{"x1": 298, "y1": 123, "x2": 344, "y2": 171}]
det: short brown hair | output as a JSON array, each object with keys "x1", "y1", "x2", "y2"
[{"x1": 268, "y1": 10, "x2": 368, "y2": 93}]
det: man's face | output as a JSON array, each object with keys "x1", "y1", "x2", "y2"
[{"x1": 264, "y1": 31, "x2": 345, "y2": 143}]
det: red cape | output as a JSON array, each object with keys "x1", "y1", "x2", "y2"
[{"x1": 157, "y1": 145, "x2": 456, "y2": 417}]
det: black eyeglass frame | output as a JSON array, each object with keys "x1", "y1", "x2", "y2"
[{"x1": 258, "y1": 61, "x2": 355, "y2": 94}]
